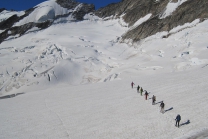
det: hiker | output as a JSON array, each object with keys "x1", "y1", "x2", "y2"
[
  {"x1": 175, "y1": 114, "x2": 181, "y2": 128},
  {"x1": 137, "y1": 85, "x2": 140, "y2": 93},
  {"x1": 131, "y1": 82, "x2": 135, "y2": 89},
  {"x1": 152, "y1": 95, "x2": 156, "y2": 105},
  {"x1": 144, "y1": 91, "x2": 149, "y2": 100},
  {"x1": 140, "y1": 87, "x2": 143, "y2": 96},
  {"x1": 160, "y1": 101, "x2": 165, "y2": 113}
]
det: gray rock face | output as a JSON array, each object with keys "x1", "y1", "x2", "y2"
[
  {"x1": 56, "y1": 0, "x2": 78, "y2": 9},
  {"x1": 96, "y1": 0, "x2": 208, "y2": 42},
  {"x1": 0, "y1": 15, "x2": 19, "y2": 30},
  {"x1": 56, "y1": 0, "x2": 95, "y2": 20},
  {"x1": 72, "y1": 3, "x2": 95, "y2": 20},
  {"x1": 95, "y1": 0, "x2": 169, "y2": 26}
]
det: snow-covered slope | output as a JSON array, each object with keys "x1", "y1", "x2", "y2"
[
  {"x1": 1, "y1": 7, "x2": 208, "y2": 97},
  {"x1": 13, "y1": 0, "x2": 72, "y2": 26}
]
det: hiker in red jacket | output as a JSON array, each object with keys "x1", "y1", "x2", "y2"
[
  {"x1": 144, "y1": 91, "x2": 149, "y2": 100},
  {"x1": 131, "y1": 82, "x2": 135, "y2": 89}
]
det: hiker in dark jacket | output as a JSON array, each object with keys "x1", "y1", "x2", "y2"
[
  {"x1": 160, "y1": 101, "x2": 165, "y2": 113},
  {"x1": 137, "y1": 85, "x2": 140, "y2": 93},
  {"x1": 152, "y1": 95, "x2": 156, "y2": 105},
  {"x1": 175, "y1": 114, "x2": 181, "y2": 128}
]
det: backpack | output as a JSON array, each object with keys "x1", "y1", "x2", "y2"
[{"x1": 161, "y1": 103, "x2": 164, "y2": 108}]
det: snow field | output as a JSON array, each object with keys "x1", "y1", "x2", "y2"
[{"x1": 0, "y1": 67, "x2": 208, "y2": 139}]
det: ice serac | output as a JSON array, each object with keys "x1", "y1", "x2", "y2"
[
  {"x1": 95, "y1": 0, "x2": 208, "y2": 43},
  {"x1": 35, "y1": 6, "x2": 55, "y2": 22}
]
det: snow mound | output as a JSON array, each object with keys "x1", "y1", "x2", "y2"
[{"x1": 13, "y1": 0, "x2": 72, "y2": 26}]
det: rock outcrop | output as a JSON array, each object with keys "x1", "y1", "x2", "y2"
[{"x1": 56, "y1": 0, "x2": 95, "y2": 20}]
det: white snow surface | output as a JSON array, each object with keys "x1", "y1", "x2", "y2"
[{"x1": 1, "y1": 6, "x2": 208, "y2": 139}]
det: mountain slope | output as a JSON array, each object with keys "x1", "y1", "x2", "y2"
[{"x1": 96, "y1": 0, "x2": 208, "y2": 43}]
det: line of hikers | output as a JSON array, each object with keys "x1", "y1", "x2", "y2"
[{"x1": 131, "y1": 82, "x2": 181, "y2": 128}]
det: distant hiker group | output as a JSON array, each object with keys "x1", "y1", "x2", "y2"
[{"x1": 131, "y1": 81, "x2": 182, "y2": 128}]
